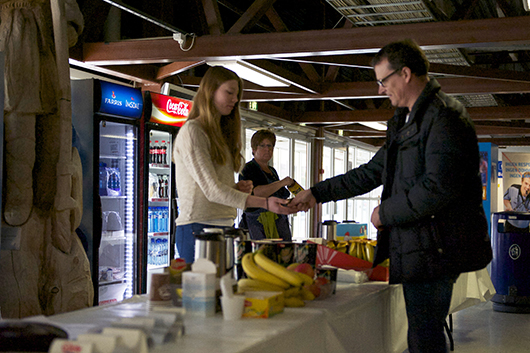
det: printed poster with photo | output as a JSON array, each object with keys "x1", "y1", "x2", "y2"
[{"x1": 501, "y1": 152, "x2": 530, "y2": 229}]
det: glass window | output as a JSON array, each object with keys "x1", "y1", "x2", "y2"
[
  {"x1": 321, "y1": 146, "x2": 333, "y2": 221},
  {"x1": 291, "y1": 140, "x2": 310, "y2": 240},
  {"x1": 272, "y1": 135, "x2": 291, "y2": 178},
  {"x1": 333, "y1": 148, "x2": 346, "y2": 222}
]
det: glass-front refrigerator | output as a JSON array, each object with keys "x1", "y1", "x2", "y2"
[
  {"x1": 139, "y1": 91, "x2": 192, "y2": 293},
  {"x1": 71, "y1": 79, "x2": 143, "y2": 305}
]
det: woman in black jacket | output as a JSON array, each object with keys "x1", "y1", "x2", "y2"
[{"x1": 239, "y1": 130, "x2": 294, "y2": 240}]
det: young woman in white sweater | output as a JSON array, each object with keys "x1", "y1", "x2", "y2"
[{"x1": 173, "y1": 66, "x2": 295, "y2": 263}]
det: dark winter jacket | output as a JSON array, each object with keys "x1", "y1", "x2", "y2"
[{"x1": 311, "y1": 79, "x2": 492, "y2": 284}]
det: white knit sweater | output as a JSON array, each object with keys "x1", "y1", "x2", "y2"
[{"x1": 174, "y1": 119, "x2": 248, "y2": 225}]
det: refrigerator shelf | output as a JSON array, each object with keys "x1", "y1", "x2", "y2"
[
  {"x1": 149, "y1": 198, "x2": 169, "y2": 202},
  {"x1": 99, "y1": 279, "x2": 126, "y2": 286},
  {"x1": 101, "y1": 196, "x2": 127, "y2": 199},
  {"x1": 100, "y1": 155, "x2": 127, "y2": 160},
  {"x1": 148, "y1": 232, "x2": 169, "y2": 237},
  {"x1": 149, "y1": 163, "x2": 170, "y2": 169}
]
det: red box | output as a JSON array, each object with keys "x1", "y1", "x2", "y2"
[{"x1": 314, "y1": 244, "x2": 389, "y2": 282}]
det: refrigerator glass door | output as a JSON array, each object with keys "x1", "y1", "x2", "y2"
[
  {"x1": 147, "y1": 129, "x2": 172, "y2": 270},
  {"x1": 98, "y1": 121, "x2": 137, "y2": 305}
]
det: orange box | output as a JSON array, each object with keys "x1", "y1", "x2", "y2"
[{"x1": 314, "y1": 244, "x2": 389, "y2": 282}]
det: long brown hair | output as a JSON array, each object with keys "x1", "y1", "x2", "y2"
[{"x1": 187, "y1": 66, "x2": 244, "y2": 172}]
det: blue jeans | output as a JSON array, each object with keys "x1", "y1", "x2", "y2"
[
  {"x1": 402, "y1": 275, "x2": 458, "y2": 353},
  {"x1": 175, "y1": 223, "x2": 227, "y2": 264}
]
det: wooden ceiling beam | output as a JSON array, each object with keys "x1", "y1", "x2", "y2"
[
  {"x1": 81, "y1": 16, "x2": 530, "y2": 65},
  {"x1": 240, "y1": 77, "x2": 530, "y2": 102},
  {"x1": 202, "y1": 0, "x2": 225, "y2": 35},
  {"x1": 227, "y1": 0, "x2": 277, "y2": 34},
  {"x1": 156, "y1": 61, "x2": 205, "y2": 80},
  {"x1": 296, "y1": 105, "x2": 530, "y2": 124}
]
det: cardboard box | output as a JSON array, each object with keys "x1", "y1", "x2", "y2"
[
  {"x1": 315, "y1": 244, "x2": 389, "y2": 282},
  {"x1": 242, "y1": 291, "x2": 284, "y2": 318},
  {"x1": 336, "y1": 223, "x2": 367, "y2": 241}
]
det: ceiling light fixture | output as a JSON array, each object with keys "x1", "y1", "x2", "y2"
[
  {"x1": 206, "y1": 60, "x2": 290, "y2": 87},
  {"x1": 360, "y1": 122, "x2": 388, "y2": 131}
]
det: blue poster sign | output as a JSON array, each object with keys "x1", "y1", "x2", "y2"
[{"x1": 96, "y1": 80, "x2": 143, "y2": 118}]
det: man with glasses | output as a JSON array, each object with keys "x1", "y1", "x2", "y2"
[{"x1": 290, "y1": 39, "x2": 492, "y2": 353}]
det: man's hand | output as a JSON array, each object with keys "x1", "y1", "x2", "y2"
[
  {"x1": 371, "y1": 205, "x2": 382, "y2": 229},
  {"x1": 236, "y1": 180, "x2": 253, "y2": 194},
  {"x1": 288, "y1": 189, "x2": 316, "y2": 212}
]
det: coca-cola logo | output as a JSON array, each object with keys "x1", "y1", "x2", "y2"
[{"x1": 166, "y1": 100, "x2": 190, "y2": 117}]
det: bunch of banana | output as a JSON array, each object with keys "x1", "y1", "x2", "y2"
[
  {"x1": 348, "y1": 239, "x2": 376, "y2": 262},
  {"x1": 326, "y1": 240, "x2": 337, "y2": 249},
  {"x1": 365, "y1": 240, "x2": 376, "y2": 263},
  {"x1": 335, "y1": 241, "x2": 349, "y2": 253},
  {"x1": 239, "y1": 252, "x2": 316, "y2": 307}
]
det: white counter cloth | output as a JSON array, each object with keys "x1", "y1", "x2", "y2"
[{"x1": 32, "y1": 268, "x2": 495, "y2": 353}]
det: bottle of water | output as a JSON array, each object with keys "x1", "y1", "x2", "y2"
[
  {"x1": 162, "y1": 238, "x2": 168, "y2": 265},
  {"x1": 149, "y1": 238, "x2": 156, "y2": 265},
  {"x1": 158, "y1": 207, "x2": 163, "y2": 232},
  {"x1": 153, "y1": 207, "x2": 158, "y2": 233},
  {"x1": 163, "y1": 207, "x2": 169, "y2": 232},
  {"x1": 155, "y1": 238, "x2": 161, "y2": 266},
  {"x1": 148, "y1": 207, "x2": 152, "y2": 233}
]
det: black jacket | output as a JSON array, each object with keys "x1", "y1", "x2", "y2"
[{"x1": 311, "y1": 79, "x2": 492, "y2": 284}]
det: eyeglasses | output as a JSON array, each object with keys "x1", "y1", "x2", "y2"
[
  {"x1": 258, "y1": 143, "x2": 274, "y2": 149},
  {"x1": 376, "y1": 68, "x2": 401, "y2": 87}
]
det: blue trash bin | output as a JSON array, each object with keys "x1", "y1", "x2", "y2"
[{"x1": 491, "y1": 212, "x2": 530, "y2": 313}]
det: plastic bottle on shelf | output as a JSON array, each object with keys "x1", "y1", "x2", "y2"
[
  {"x1": 149, "y1": 238, "x2": 156, "y2": 265},
  {"x1": 161, "y1": 238, "x2": 167, "y2": 265},
  {"x1": 160, "y1": 207, "x2": 165, "y2": 232},
  {"x1": 153, "y1": 140, "x2": 159, "y2": 164},
  {"x1": 158, "y1": 175, "x2": 165, "y2": 198},
  {"x1": 158, "y1": 207, "x2": 163, "y2": 232},
  {"x1": 154, "y1": 238, "x2": 160, "y2": 266},
  {"x1": 163, "y1": 207, "x2": 169, "y2": 233},
  {"x1": 149, "y1": 140, "x2": 153, "y2": 164},
  {"x1": 148, "y1": 207, "x2": 152, "y2": 233},
  {"x1": 153, "y1": 207, "x2": 157, "y2": 232},
  {"x1": 163, "y1": 175, "x2": 169, "y2": 199},
  {"x1": 161, "y1": 140, "x2": 167, "y2": 165},
  {"x1": 99, "y1": 162, "x2": 107, "y2": 196}
]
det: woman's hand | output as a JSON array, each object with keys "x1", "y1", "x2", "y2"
[
  {"x1": 236, "y1": 180, "x2": 253, "y2": 194},
  {"x1": 267, "y1": 196, "x2": 298, "y2": 215},
  {"x1": 281, "y1": 177, "x2": 295, "y2": 188}
]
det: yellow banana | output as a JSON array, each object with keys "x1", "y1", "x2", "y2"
[
  {"x1": 300, "y1": 286, "x2": 315, "y2": 301},
  {"x1": 241, "y1": 253, "x2": 290, "y2": 289},
  {"x1": 237, "y1": 278, "x2": 285, "y2": 293},
  {"x1": 366, "y1": 242, "x2": 375, "y2": 263},
  {"x1": 284, "y1": 297, "x2": 305, "y2": 307},
  {"x1": 284, "y1": 286, "x2": 302, "y2": 298},
  {"x1": 349, "y1": 241, "x2": 357, "y2": 257},
  {"x1": 289, "y1": 270, "x2": 314, "y2": 286},
  {"x1": 254, "y1": 251, "x2": 304, "y2": 287},
  {"x1": 360, "y1": 241, "x2": 367, "y2": 261}
]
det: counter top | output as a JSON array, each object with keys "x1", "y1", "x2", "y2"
[{"x1": 29, "y1": 268, "x2": 495, "y2": 353}]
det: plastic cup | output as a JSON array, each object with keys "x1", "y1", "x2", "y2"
[{"x1": 220, "y1": 295, "x2": 246, "y2": 321}]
